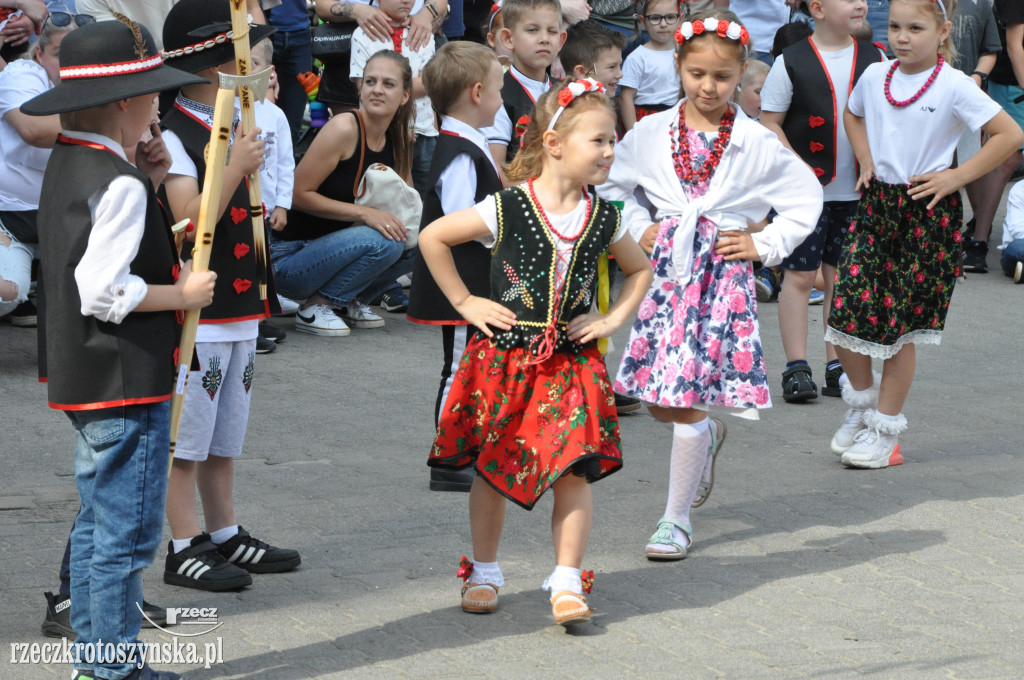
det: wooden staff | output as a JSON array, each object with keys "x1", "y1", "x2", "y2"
[
  {"x1": 169, "y1": 86, "x2": 236, "y2": 466},
  {"x1": 228, "y1": 0, "x2": 270, "y2": 300}
]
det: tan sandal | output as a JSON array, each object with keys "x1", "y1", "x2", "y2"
[
  {"x1": 461, "y1": 582, "x2": 499, "y2": 613},
  {"x1": 550, "y1": 590, "x2": 590, "y2": 626}
]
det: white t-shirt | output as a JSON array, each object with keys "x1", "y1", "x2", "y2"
[
  {"x1": 350, "y1": 27, "x2": 437, "y2": 137},
  {"x1": 847, "y1": 61, "x2": 1002, "y2": 184},
  {"x1": 164, "y1": 99, "x2": 258, "y2": 343},
  {"x1": 254, "y1": 99, "x2": 294, "y2": 212},
  {"x1": 76, "y1": 0, "x2": 174, "y2": 49},
  {"x1": 761, "y1": 45, "x2": 860, "y2": 201},
  {"x1": 482, "y1": 66, "x2": 550, "y2": 146},
  {"x1": 619, "y1": 44, "x2": 679, "y2": 107},
  {"x1": 0, "y1": 59, "x2": 53, "y2": 211},
  {"x1": 1002, "y1": 181, "x2": 1024, "y2": 250},
  {"x1": 724, "y1": 0, "x2": 788, "y2": 54},
  {"x1": 474, "y1": 192, "x2": 626, "y2": 287}
]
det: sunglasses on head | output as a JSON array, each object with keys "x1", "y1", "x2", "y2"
[
  {"x1": 645, "y1": 13, "x2": 680, "y2": 25},
  {"x1": 46, "y1": 11, "x2": 95, "y2": 28}
]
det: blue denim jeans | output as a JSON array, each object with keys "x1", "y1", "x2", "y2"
[
  {"x1": 1001, "y1": 239, "x2": 1024, "y2": 276},
  {"x1": 67, "y1": 402, "x2": 170, "y2": 679},
  {"x1": 866, "y1": 0, "x2": 889, "y2": 50},
  {"x1": 271, "y1": 28, "x2": 314, "y2": 141},
  {"x1": 270, "y1": 227, "x2": 411, "y2": 307},
  {"x1": 413, "y1": 134, "x2": 438, "y2": 196}
]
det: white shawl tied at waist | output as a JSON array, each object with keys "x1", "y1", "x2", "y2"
[{"x1": 599, "y1": 100, "x2": 823, "y2": 282}]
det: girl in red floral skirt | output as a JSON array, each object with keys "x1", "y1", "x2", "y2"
[
  {"x1": 418, "y1": 78, "x2": 653, "y2": 626},
  {"x1": 827, "y1": 0, "x2": 1023, "y2": 469}
]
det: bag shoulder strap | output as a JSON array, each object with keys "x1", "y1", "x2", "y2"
[{"x1": 353, "y1": 109, "x2": 368, "y2": 198}]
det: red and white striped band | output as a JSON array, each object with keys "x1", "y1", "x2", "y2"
[{"x1": 60, "y1": 54, "x2": 164, "y2": 80}]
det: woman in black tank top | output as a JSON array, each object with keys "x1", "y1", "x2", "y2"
[{"x1": 271, "y1": 50, "x2": 417, "y2": 336}]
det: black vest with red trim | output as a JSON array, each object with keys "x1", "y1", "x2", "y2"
[
  {"x1": 37, "y1": 139, "x2": 178, "y2": 410},
  {"x1": 781, "y1": 38, "x2": 881, "y2": 185},
  {"x1": 501, "y1": 70, "x2": 544, "y2": 163},
  {"x1": 407, "y1": 131, "x2": 502, "y2": 324},
  {"x1": 161, "y1": 104, "x2": 275, "y2": 323},
  {"x1": 489, "y1": 186, "x2": 619, "y2": 354}
]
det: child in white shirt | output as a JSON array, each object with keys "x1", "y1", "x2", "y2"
[{"x1": 618, "y1": 0, "x2": 682, "y2": 131}]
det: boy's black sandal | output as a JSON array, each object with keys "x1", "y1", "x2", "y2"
[
  {"x1": 781, "y1": 365, "x2": 818, "y2": 403},
  {"x1": 822, "y1": 365, "x2": 844, "y2": 397}
]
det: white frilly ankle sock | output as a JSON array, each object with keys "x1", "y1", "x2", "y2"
[
  {"x1": 542, "y1": 565, "x2": 582, "y2": 595},
  {"x1": 467, "y1": 560, "x2": 504, "y2": 587}
]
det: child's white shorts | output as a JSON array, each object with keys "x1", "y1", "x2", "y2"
[{"x1": 175, "y1": 339, "x2": 257, "y2": 461}]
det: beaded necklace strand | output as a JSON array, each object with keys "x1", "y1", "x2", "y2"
[
  {"x1": 672, "y1": 102, "x2": 735, "y2": 184},
  {"x1": 523, "y1": 179, "x2": 593, "y2": 365},
  {"x1": 884, "y1": 54, "x2": 944, "y2": 108}
]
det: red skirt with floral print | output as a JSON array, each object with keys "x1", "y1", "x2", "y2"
[
  {"x1": 428, "y1": 334, "x2": 623, "y2": 510},
  {"x1": 826, "y1": 180, "x2": 962, "y2": 359}
]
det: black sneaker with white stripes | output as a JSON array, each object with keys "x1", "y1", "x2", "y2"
[
  {"x1": 215, "y1": 526, "x2": 301, "y2": 573},
  {"x1": 164, "y1": 534, "x2": 252, "y2": 591}
]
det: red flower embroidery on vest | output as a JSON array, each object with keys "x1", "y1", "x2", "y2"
[
  {"x1": 230, "y1": 206, "x2": 247, "y2": 224},
  {"x1": 233, "y1": 278, "x2": 252, "y2": 294},
  {"x1": 809, "y1": 115, "x2": 825, "y2": 128},
  {"x1": 172, "y1": 264, "x2": 180, "y2": 282},
  {"x1": 809, "y1": 141, "x2": 825, "y2": 153},
  {"x1": 233, "y1": 242, "x2": 251, "y2": 260},
  {"x1": 813, "y1": 167, "x2": 825, "y2": 177},
  {"x1": 173, "y1": 347, "x2": 180, "y2": 366}
]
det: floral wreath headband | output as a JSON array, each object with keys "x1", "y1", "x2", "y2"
[
  {"x1": 547, "y1": 78, "x2": 606, "y2": 131},
  {"x1": 675, "y1": 17, "x2": 750, "y2": 54}
]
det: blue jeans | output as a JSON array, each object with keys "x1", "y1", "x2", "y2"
[
  {"x1": 1001, "y1": 239, "x2": 1024, "y2": 276},
  {"x1": 413, "y1": 134, "x2": 438, "y2": 196},
  {"x1": 270, "y1": 227, "x2": 410, "y2": 307},
  {"x1": 866, "y1": 0, "x2": 889, "y2": 50},
  {"x1": 271, "y1": 28, "x2": 313, "y2": 141},
  {"x1": 67, "y1": 402, "x2": 170, "y2": 679}
]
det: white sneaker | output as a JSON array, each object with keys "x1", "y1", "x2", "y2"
[
  {"x1": 840, "y1": 410, "x2": 906, "y2": 469},
  {"x1": 830, "y1": 408, "x2": 866, "y2": 455},
  {"x1": 339, "y1": 301, "x2": 385, "y2": 329},
  {"x1": 276, "y1": 295, "x2": 301, "y2": 316},
  {"x1": 294, "y1": 304, "x2": 350, "y2": 337}
]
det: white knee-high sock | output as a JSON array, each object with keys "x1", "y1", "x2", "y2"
[{"x1": 663, "y1": 419, "x2": 711, "y2": 531}]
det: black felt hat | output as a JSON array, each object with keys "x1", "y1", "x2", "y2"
[
  {"x1": 161, "y1": 0, "x2": 276, "y2": 74},
  {"x1": 22, "y1": 18, "x2": 208, "y2": 116}
]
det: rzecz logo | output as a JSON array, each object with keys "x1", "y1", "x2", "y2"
[{"x1": 139, "y1": 605, "x2": 222, "y2": 637}]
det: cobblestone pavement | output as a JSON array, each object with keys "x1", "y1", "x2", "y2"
[{"x1": 2, "y1": 209, "x2": 1022, "y2": 680}]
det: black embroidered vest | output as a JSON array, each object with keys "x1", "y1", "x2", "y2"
[
  {"x1": 781, "y1": 38, "x2": 881, "y2": 185},
  {"x1": 37, "y1": 141, "x2": 178, "y2": 410},
  {"x1": 161, "y1": 105, "x2": 275, "y2": 322},
  {"x1": 489, "y1": 186, "x2": 620, "y2": 354},
  {"x1": 501, "y1": 70, "x2": 542, "y2": 164},
  {"x1": 408, "y1": 131, "x2": 503, "y2": 324}
]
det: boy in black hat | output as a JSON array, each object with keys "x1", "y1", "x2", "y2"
[
  {"x1": 22, "y1": 16, "x2": 216, "y2": 680},
  {"x1": 159, "y1": 0, "x2": 301, "y2": 592}
]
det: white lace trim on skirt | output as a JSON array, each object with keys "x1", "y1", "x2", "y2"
[{"x1": 824, "y1": 326, "x2": 941, "y2": 360}]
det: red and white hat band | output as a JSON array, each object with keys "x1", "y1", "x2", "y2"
[{"x1": 59, "y1": 54, "x2": 164, "y2": 80}]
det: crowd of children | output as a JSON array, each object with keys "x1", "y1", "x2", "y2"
[{"x1": 9, "y1": 0, "x2": 1024, "y2": 675}]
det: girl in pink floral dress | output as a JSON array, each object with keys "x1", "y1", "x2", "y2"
[{"x1": 600, "y1": 11, "x2": 822, "y2": 561}]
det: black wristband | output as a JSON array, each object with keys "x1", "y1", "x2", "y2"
[{"x1": 972, "y1": 71, "x2": 990, "y2": 91}]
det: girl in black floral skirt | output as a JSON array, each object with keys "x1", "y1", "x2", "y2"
[{"x1": 828, "y1": 0, "x2": 1023, "y2": 469}]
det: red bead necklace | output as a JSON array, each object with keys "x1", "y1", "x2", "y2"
[
  {"x1": 527, "y1": 178, "x2": 592, "y2": 241},
  {"x1": 672, "y1": 102, "x2": 735, "y2": 184},
  {"x1": 884, "y1": 54, "x2": 944, "y2": 108}
]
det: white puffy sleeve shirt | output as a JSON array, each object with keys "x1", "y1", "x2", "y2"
[{"x1": 598, "y1": 102, "x2": 823, "y2": 281}]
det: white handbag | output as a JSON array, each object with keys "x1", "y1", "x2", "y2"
[{"x1": 352, "y1": 111, "x2": 422, "y2": 250}]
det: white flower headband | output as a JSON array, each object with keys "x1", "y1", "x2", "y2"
[
  {"x1": 547, "y1": 78, "x2": 606, "y2": 131},
  {"x1": 675, "y1": 17, "x2": 750, "y2": 52}
]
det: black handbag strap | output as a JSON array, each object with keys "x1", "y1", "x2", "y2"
[{"x1": 352, "y1": 109, "x2": 368, "y2": 198}]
